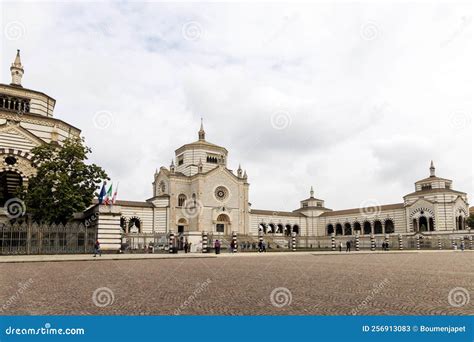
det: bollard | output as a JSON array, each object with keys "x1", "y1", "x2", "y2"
[
  {"x1": 232, "y1": 231, "x2": 237, "y2": 253},
  {"x1": 370, "y1": 234, "x2": 375, "y2": 251},
  {"x1": 384, "y1": 234, "x2": 389, "y2": 250},
  {"x1": 438, "y1": 237, "x2": 442, "y2": 250},
  {"x1": 469, "y1": 235, "x2": 473, "y2": 250},
  {"x1": 169, "y1": 233, "x2": 175, "y2": 253},
  {"x1": 331, "y1": 233, "x2": 336, "y2": 251},
  {"x1": 452, "y1": 239, "x2": 456, "y2": 250},
  {"x1": 355, "y1": 233, "x2": 360, "y2": 251},
  {"x1": 202, "y1": 231, "x2": 208, "y2": 253},
  {"x1": 398, "y1": 234, "x2": 403, "y2": 250},
  {"x1": 416, "y1": 235, "x2": 420, "y2": 250},
  {"x1": 291, "y1": 232, "x2": 296, "y2": 251}
]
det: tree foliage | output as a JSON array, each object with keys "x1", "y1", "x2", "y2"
[
  {"x1": 467, "y1": 214, "x2": 474, "y2": 228},
  {"x1": 22, "y1": 137, "x2": 107, "y2": 223}
]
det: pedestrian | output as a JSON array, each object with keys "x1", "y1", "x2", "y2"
[
  {"x1": 262, "y1": 241, "x2": 266, "y2": 252},
  {"x1": 339, "y1": 241, "x2": 343, "y2": 252},
  {"x1": 346, "y1": 240, "x2": 351, "y2": 252},
  {"x1": 184, "y1": 241, "x2": 189, "y2": 254},
  {"x1": 188, "y1": 241, "x2": 192, "y2": 253},
  {"x1": 258, "y1": 240, "x2": 263, "y2": 252},
  {"x1": 93, "y1": 239, "x2": 102, "y2": 257},
  {"x1": 229, "y1": 240, "x2": 234, "y2": 253},
  {"x1": 214, "y1": 239, "x2": 221, "y2": 254}
]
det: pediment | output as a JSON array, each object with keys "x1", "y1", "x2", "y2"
[{"x1": 0, "y1": 122, "x2": 46, "y2": 150}]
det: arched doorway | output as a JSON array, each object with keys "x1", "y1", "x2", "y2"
[
  {"x1": 344, "y1": 223, "x2": 352, "y2": 235},
  {"x1": 327, "y1": 224, "x2": 334, "y2": 235},
  {"x1": 457, "y1": 216, "x2": 464, "y2": 230},
  {"x1": 419, "y1": 216, "x2": 428, "y2": 232},
  {"x1": 335, "y1": 223, "x2": 343, "y2": 235},
  {"x1": 384, "y1": 219, "x2": 395, "y2": 234},
  {"x1": 0, "y1": 170, "x2": 23, "y2": 206},
  {"x1": 363, "y1": 221, "x2": 372, "y2": 235},
  {"x1": 374, "y1": 220, "x2": 383, "y2": 234},
  {"x1": 216, "y1": 214, "x2": 230, "y2": 234}
]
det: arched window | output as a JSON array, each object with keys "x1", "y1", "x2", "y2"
[
  {"x1": 374, "y1": 220, "x2": 383, "y2": 234},
  {"x1": 269, "y1": 223, "x2": 276, "y2": 234},
  {"x1": 277, "y1": 224, "x2": 284, "y2": 234},
  {"x1": 327, "y1": 224, "x2": 334, "y2": 235},
  {"x1": 128, "y1": 217, "x2": 141, "y2": 233},
  {"x1": 353, "y1": 222, "x2": 361, "y2": 233},
  {"x1": 178, "y1": 194, "x2": 187, "y2": 207},
  {"x1": 344, "y1": 223, "x2": 352, "y2": 235},
  {"x1": 292, "y1": 225, "x2": 300, "y2": 235},
  {"x1": 429, "y1": 217, "x2": 435, "y2": 231},
  {"x1": 363, "y1": 221, "x2": 372, "y2": 235},
  {"x1": 419, "y1": 216, "x2": 428, "y2": 232},
  {"x1": 285, "y1": 224, "x2": 292, "y2": 236},
  {"x1": 259, "y1": 223, "x2": 267, "y2": 234},
  {"x1": 384, "y1": 219, "x2": 395, "y2": 234},
  {"x1": 335, "y1": 223, "x2": 343, "y2": 235}
]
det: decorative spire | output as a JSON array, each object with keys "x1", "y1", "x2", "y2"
[
  {"x1": 237, "y1": 164, "x2": 243, "y2": 178},
  {"x1": 170, "y1": 159, "x2": 175, "y2": 173},
  {"x1": 10, "y1": 49, "x2": 24, "y2": 87},
  {"x1": 310, "y1": 186, "x2": 314, "y2": 198},
  {"x1": 243, "y1": 170, "x2": 247, "y2": 180},
  {"x1": 198, "y1": 118, "x2": 205, "y2": 141},
  {"x1": 429, "y1": 160, "x2": 435, "y2": 177}
]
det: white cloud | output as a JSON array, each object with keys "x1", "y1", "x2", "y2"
[{"x1": 1, "y1": 2, "x2": 471, "y2": 210}]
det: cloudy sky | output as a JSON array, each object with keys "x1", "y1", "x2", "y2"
[{"x1": 1, "y1": 1, "x2": 472, "y2": 211}]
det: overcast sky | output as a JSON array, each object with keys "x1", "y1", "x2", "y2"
[{"x1": 1, "y1": 1, "x2": 472, "y2": 211}]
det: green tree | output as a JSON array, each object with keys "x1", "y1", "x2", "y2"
[
  {"x1": 467, "y1": 214, "x2": 474, "y2": 229},
  {"x1": 22, "y1": 137, "x2": 108, "y2": 223}
]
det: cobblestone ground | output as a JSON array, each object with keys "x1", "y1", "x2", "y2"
[{"x1": 0, "y1": 252, "x2": 472, "y2": 315}]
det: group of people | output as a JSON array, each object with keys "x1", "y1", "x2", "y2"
[
  {"x1": 183, "y1": 241, "x2": 192, "y2": 253},
  {"x1": 338, "y1": 240, "x2": 390, "y2": 252},
  {"x1": 213, "y1": 239, "x2": 238, "y2": 254}
]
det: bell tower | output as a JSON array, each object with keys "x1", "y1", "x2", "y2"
[{"x1": 10, "y1": 50, "x2": 24, "y2": 87}]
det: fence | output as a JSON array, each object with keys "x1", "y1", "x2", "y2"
[
  {"x1": 0, "y1": 222, "x2": 96, "y2": 255},
  {"x1": 122, "y1": 233, "x2": 168, "y2": 252}
]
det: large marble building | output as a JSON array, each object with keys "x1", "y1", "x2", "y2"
[
  {"x1": 0, "y1": 51, "x2": 471, "y2": 250},
  {"x1": 0, "y1": 51, "x2": 80, "y2": 221}
]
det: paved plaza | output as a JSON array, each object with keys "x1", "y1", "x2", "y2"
[{"x1": 0, "y1": 252, "x2": 472, "y2": 315}]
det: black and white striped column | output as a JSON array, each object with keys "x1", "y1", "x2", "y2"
[
  {"x1": 438, "y1": 237, "x2": 442, "y2": 250},
  {"x1": 169, "y1": 233, "x2": 175, "y2": 253},
  {"x1": 202, "y1": 231, "x2": 208, "y2": 253},
  {"x1": 291, "y1": 232, "x2": 296, "y2": 251},
  {"x1": 398, "y1": 234, "x2": 403, "y2": 250},
  {"x1": 416, "y1": 235, "x2": 420, "y2": 250},
  {"x1": 370, "y1": 234, "x2": 375, "y2": 251},
  {"x1": 232, "y1": 231, "x2": 237, "y2": 253},
  {"x1": 355, "y1": 233, "x2": 360, "y2": 251},
  {"x1": 469, "y1": 235, "x2": 473, "y2": 250},
  {"x1": 331, "y1": 233, "x2": 336, "y2": 251}
]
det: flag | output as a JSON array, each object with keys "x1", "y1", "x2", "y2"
[
  {"x1": 112, "y1": 182, "x2": 119, "y2": 205},
  {"x1": 103, "y1": 183, "x2": 113, "y2": 205},
  {"x1": 98, "y1": 181, "x2": 106, "y2": 204}
]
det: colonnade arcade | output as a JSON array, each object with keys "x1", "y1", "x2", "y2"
[
  {"x1": 326, "y1": 219, "x2": 395, "y2": 236},
  {"x1": 258, "y1": 223, "x2": 300, "y2": 236}
]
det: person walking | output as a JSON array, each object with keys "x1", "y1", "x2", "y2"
[
  {"x1": 339, "y1": 241, "x2": 343, "y2": 252},
  {"x1": 184, "y1": 240, "x2": 189, "y2": 254},
  {"x1": 93, "y1": 239, "x2": 102, "y2": 257},
  {"x1": 188, "y1": 241, "x2": 192, "y2": 253},
  {"x1": 346, "y1": 240, "x2": 351, "y2": 252},
  {"x1": 214, "y1": 239, "x2": 221, "y2": 255}
]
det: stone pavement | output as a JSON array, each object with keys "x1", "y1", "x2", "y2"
[{"x1": 0, "y1": 252, "x2": 472, "y2": 315}]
